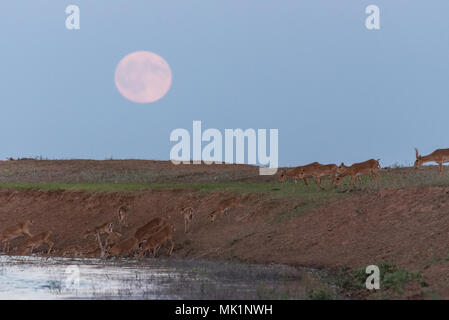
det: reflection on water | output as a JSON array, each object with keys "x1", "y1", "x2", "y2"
[{"x1": 0, "y1": 255, "x2": 310, "y2": 300}]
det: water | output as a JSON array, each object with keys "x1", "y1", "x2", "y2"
[{"x1": 0, "y1": 255, "x2": 311, "y2": 299}]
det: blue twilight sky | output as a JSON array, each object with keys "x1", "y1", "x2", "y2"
[{"x1": 0, "y1": 1, "x2": 448, "y2": 167}]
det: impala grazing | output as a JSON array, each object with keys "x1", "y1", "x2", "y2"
[
  {"x1": 337, "y1": 162, "x2": 362, "y2": 185},
  {"x1": 0, "y1": 220, "x2": 33, "y2": 252},
  {"x1": 181, "y1": 207, "x2": 194, "y2": 233},
  {"x1": 20, "y1": 231, "x2": 54, "y2": 255},
  {"x1": 138, "y1": 224, "x2": 175, "y2": 258},
  {"x1": 414, "y1": 148, "x2": 449, "y2": 175},
  {"x1": 134, "y1": 217, "x2": 168, "y2": 243},
  {"x1": 298, "y1": 163, "x2": 338, "y2": 189},
  {"x1": 334, "y1": 159, "x2": 381, "y2": 188},
  {"x1": 279, "y1": 162, "x2": 321, "y2": 187},
  {"x1": 108, "y1": 236, "x2": 139, "y2": 258}
]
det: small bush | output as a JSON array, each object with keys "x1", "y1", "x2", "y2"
[
  {"x1": 330, "y1": 262, "x2": 424, "y2": 297},
  {"x1": 308, "y1": 289, "x2": 335, "y2": 300},
  {"x1": 362, "y1": 262, "x2": 421, "y2": 294}
]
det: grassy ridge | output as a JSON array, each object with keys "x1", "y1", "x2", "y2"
[
  {"x1": 1, "y1": 162, "x2": 448, "y2": 193},
  {"x1": 0, "y1": 181, "x2": 335, "y2": 194},
  {"x1": 1, "y1": 167, "x2": 449, "y2": 223},
  {"x1": 2, "y1": 166, "x2": 448, "y2": 195}
]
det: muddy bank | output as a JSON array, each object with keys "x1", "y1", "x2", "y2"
[{"x1": 0, "y1": 187, "x2": 448, "y2": 298}]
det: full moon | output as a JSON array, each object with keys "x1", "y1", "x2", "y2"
[{"x1": 114, "y1": 51, "x2": 172, "y2": 103}]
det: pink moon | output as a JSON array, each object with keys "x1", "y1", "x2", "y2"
[{"x1": 114, "y1": 51, "x2": 172, "y2": 103}]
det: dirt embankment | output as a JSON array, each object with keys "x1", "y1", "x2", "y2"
[{"x1": 1, "y1": 185, "x2": 449, "y2": 298}]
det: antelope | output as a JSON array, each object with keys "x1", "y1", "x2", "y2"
[
  {"x1": 134, "y1": 217, "x2": 168, "y2": 243},
  {"x1": 278, "y1": 162, "x2": 321, "y2": 187},
  {"x1": 117, "y1": 205, "x2": 130, "y2": 228},
  {"x1": 83, "y1": 222, "x2": 114, "y2": 239},
  {"x1": 181, "y1": 207, "x2": 194, "y2": 233},
  {"x1": 414, "y1": 148, "x2": 449, "y2": 175},
  {"x1": 105, "y1": 231, "x2": 122, "y2": 249},
  {"x1": 138, "y1": 224, "x2": 175, "y2": 258},
  {"x1": 334, "y1": 159, "x2": 381, "y2": 188},
  {"x1": 337, "y1": 162, "x2": 362, "y2": 184},
  {"x1": 0, "y1": 220, "x2": 33, "y2": 252},
  {"x1": 108, "y1": 236, "x2": 139, "y2": 258},
  {"x1": 337, "y1": 162, "x2": 348, "y2": 174},
  {"x1": 83, "y1": 222, "x2": 114, "y2": 257},
  {"x1": 298, "y1": 163, "x2": 338, "y2": 189},
  {"x1": 20, "y1": 231, "x2": 54, "y2": 255},
  {"x1": 209, "y1": 197, "x2": 240, "y2": 222}
]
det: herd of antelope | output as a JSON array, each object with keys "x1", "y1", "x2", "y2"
[
  {"x1": 0, "y1": 147, "x2": 448, "y2": 258},
  {"x1": 0, "y1": 205, "x2": 198, "y2": 258},
  {"x1": 279, "y1": 159, "x2": 381, "y2": 190},
  {"x1": 0, "y1": 198, "x2": 242, "y2": 258},
  {"x1": 279, "y1": 147, "x2": 449, "y2": 190}
]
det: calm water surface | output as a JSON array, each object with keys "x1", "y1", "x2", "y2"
[{"x1": 0, "y1": 255, "x2": 311, "y2": 299}]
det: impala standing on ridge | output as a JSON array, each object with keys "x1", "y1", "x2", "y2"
[
  {"x1": 297, "y1": 163, "x2": 338, "y2": 190},
  {"x1": 337, "y1": 162, "x2": 362, "y2": 185},
  {"x1": 278, "y1": 162, "x2": 321, "y2": 188},
  {"x1": 334, "y1": 159, "x2": 381, "y2": 189},
  {"x1": 414, "y1": 148, "x2": 449, "y2": 175}
]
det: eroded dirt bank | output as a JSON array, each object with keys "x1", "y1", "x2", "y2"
[{"x1": 1, "y1": 187, "x2": 448, "y2": 298}]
